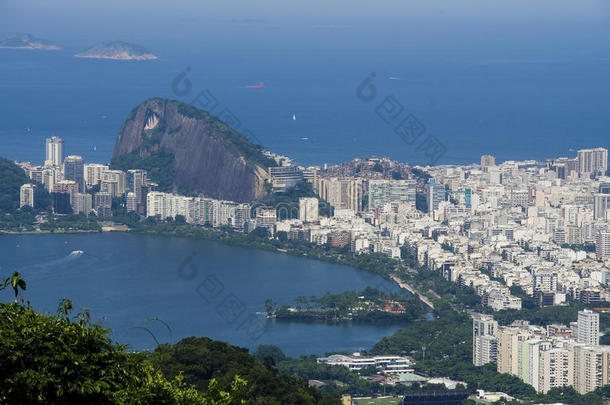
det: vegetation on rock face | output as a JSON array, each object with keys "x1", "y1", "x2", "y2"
[
  {"x1": 175, "y1": 102, "x2": 275, "y2": 170},
  {"x1": 110, "y1": 149, "x2": 176, "y2": 193},
  {"x1": 256, "y1": 181, "x2": 333, "y2": 219},
  {"x1": 113, "y1": 98, "x2": 275, "y2": 202}
]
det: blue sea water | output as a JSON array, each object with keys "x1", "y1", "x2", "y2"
[
  {"x1": 1, "y1": 16, "x2": 609, "y2": 167},
  {"x1": 0, "y1": 233, "x2": 411, "y2": 356}
]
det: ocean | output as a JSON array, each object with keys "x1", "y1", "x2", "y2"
[{"x1": 1, "y1": 20, "x2": 609, "y2": 168}]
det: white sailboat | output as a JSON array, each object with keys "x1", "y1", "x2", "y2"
[{"x1": 292, "y1": 114, "x2": 296, "y2": 121}]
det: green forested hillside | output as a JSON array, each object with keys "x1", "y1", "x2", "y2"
[
  {"x1": 147, "y1": 337, "x2": 340, "y2": 405},
  {"x1": 0, "y1": 157, "x2": 50, "y2": 211}
]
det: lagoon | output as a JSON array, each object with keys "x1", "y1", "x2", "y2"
[{"x1": 0, "y1": 233, "x2": 409, "y2": 356}]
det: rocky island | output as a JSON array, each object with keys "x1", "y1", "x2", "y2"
[
  {"x1": 0, "y1": 33, "x2": 59, "y2": 50},
  {"x1": 75, "y1": 41, "x2": 157, "y2": 60}
]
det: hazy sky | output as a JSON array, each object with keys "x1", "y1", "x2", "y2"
[
  {"x1": 3, "y1": 0, "x2": 610, "y2": 40},
  {"x1": 2, "y1": 0, "x2": 609, "y2": 66}
]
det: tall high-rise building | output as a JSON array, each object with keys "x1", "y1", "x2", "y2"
[
  {"x1": 94, "y1": 192, "x2": 113, "y2": 217},
  {"x1": 84, "y1": 164, "x2": 108, "y2": 188},
  {"x1": 578, "y1": 147, "x2": 608, "y2": 175},
  {"x1": 481, "y1": 155, "x2": 496, "y2": 167},
  {"x1": 42, "y1": 166, "x2": 61, "y2": 192},
  {"x1": 496, "y1": 326, "x2": 535, "y2": 375},
  {"x1": 517, "y1": 338, "x2": 551, "y2": 392},
  {"x1": 126, "y1": 192, "x2": 138, "y2": 213},
  {"x1": 368, "y1": 180, "x2": 416, "y2": 210},
  {"x1": 426, "y1": 180, "x2": 446, "y2": 216},
  {"x1": 101, "y1": 170, "x2": 126, "y2": 197},
  {"x1": 53, "y1": 180, "x2": 79, "y2": 205},
  {"x1": 45, "y1": 136, "x2": 64, "y2": 167},
  {"x1": 299, "y1": 197, "x2": 319, "y2": 222},
  {"x1": 552, "y1": 157, "x2": 578, "y2": 179},
  {"x1": 233, "y1": 203, "x2": 251, "y2": 231},
  {"x1": 316, "y1": 177, "x2": 363, "y2": 212},
  {"x1": 577, "y1": 309, "x2": 599, "y2": 346},
  {"x1": 72, "y1": 193, "x2": 92, "y2": 215},
  {"x1": 472, "y1": 313, "x2": 498, "y2": 366},
  {"x1": 597, "y1": 232, "x2": 610, "y2": 259},
  {"x1": 255, "y1": 206, "x2": 277, "y2": 234},
  {"x1": 126, "y1": 169, "x2": 146, "y2": 203},
  {"x1": 574, "y1": 345, "x2": 610, "y2": 394},
  {"x1": 539, "y1": 347, "x2": 574, "y2": 394},
  {"x1": 593, "y1": 194, "x2": 610, "y2": 220},
  {"x1": 63, "y1": 155, "x2": 85, "y2": 192},
  {"x1": 19, "y1": 184, "x2": 36, "y2": 208}
]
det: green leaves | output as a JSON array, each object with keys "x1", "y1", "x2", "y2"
[
  {"x1": 1, "y1": 272, "x2": 26, "y2": 299},
  {"x1": 0, "y1": 300, "x2": 247, "y2": 404}
]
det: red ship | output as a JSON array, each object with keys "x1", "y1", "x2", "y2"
[{"x1": 246, "y1": 82, "x2": 265, "y2": 88}]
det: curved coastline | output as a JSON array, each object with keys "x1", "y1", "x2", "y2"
[
  {"x1": 0, "y1": 223, "x2": 433, "y2": 308},
  {"x1": 1, "y1": 231, "x2": 415, "y2": 356}
]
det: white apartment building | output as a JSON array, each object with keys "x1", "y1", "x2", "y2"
[
  {"x1": 299, "y1": 197, "x2": 319, "y2": 222},
  {"x1": 316, "y1": 177, "x2": 363, "y2": 212},
  {"x1": 84, "y1": 164, "x2": 108, "y2": 188},
  {"x1": 473, "y1": 313, "x2": 498, "y2": 366},
  {"x1": 539, "y1": 347, "x2": 574, "y2": 394},
  {"x1": 19, "y1": 184, "x2": 36, "y2": 208},
  {"x1": 45, "y1": 136, "x2": 64, "y2": 167},
  {"x1": 317, "y1": 354, "x2": 412, "y2": 374},
  {"x1": 577, "y1": 310, "x2": 599, "y2": 346},
  {"x1": 574, "y1": 345, "x2": 610, "y2": 394},
  {"x1": 72, "y1": 193, "x2": 92, "y2": 215},
  {"x1": 101, "y1": 170, "x2": 126, "y2": 197},
  {"x1": 578, "y1": 148, "x2": 608, "y2": 175},
  {"x1": 146, "y1": 192, "x2": 251, "y2": 231}
]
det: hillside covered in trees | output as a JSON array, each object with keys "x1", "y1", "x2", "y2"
[{"x1": 0, "y1": 157, "x2": 50, "y2": 212}]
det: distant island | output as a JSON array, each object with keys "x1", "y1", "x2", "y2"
[
  {"x1": 0, "y1": 33, "x2": 59, "y2": 50},
  {"x1": 75, "y1": 41, "x2": 157, "y2": 60}
]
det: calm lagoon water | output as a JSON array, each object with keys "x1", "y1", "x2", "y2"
[{"x1": 0, "y1": 233, "x2": 409, "y2": 356}]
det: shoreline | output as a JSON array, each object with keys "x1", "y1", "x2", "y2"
[
  {"x1": 1, "y1": 224, "x2": 437, "y2": 310},
  {"x1": 390, "y1": 275, "x2": 435, "y2": 309}
]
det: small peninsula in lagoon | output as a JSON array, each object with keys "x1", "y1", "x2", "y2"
[
  {"x1": 75, "y1": 41, "x2": 157, "y2": 60},
  {"x1": 0, "y1": 33, "x2": 59, "y2": 50}
]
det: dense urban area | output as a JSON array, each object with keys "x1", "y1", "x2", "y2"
[{"x1": 4, "y1": 137, "x2": 610, "y2": 404}]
